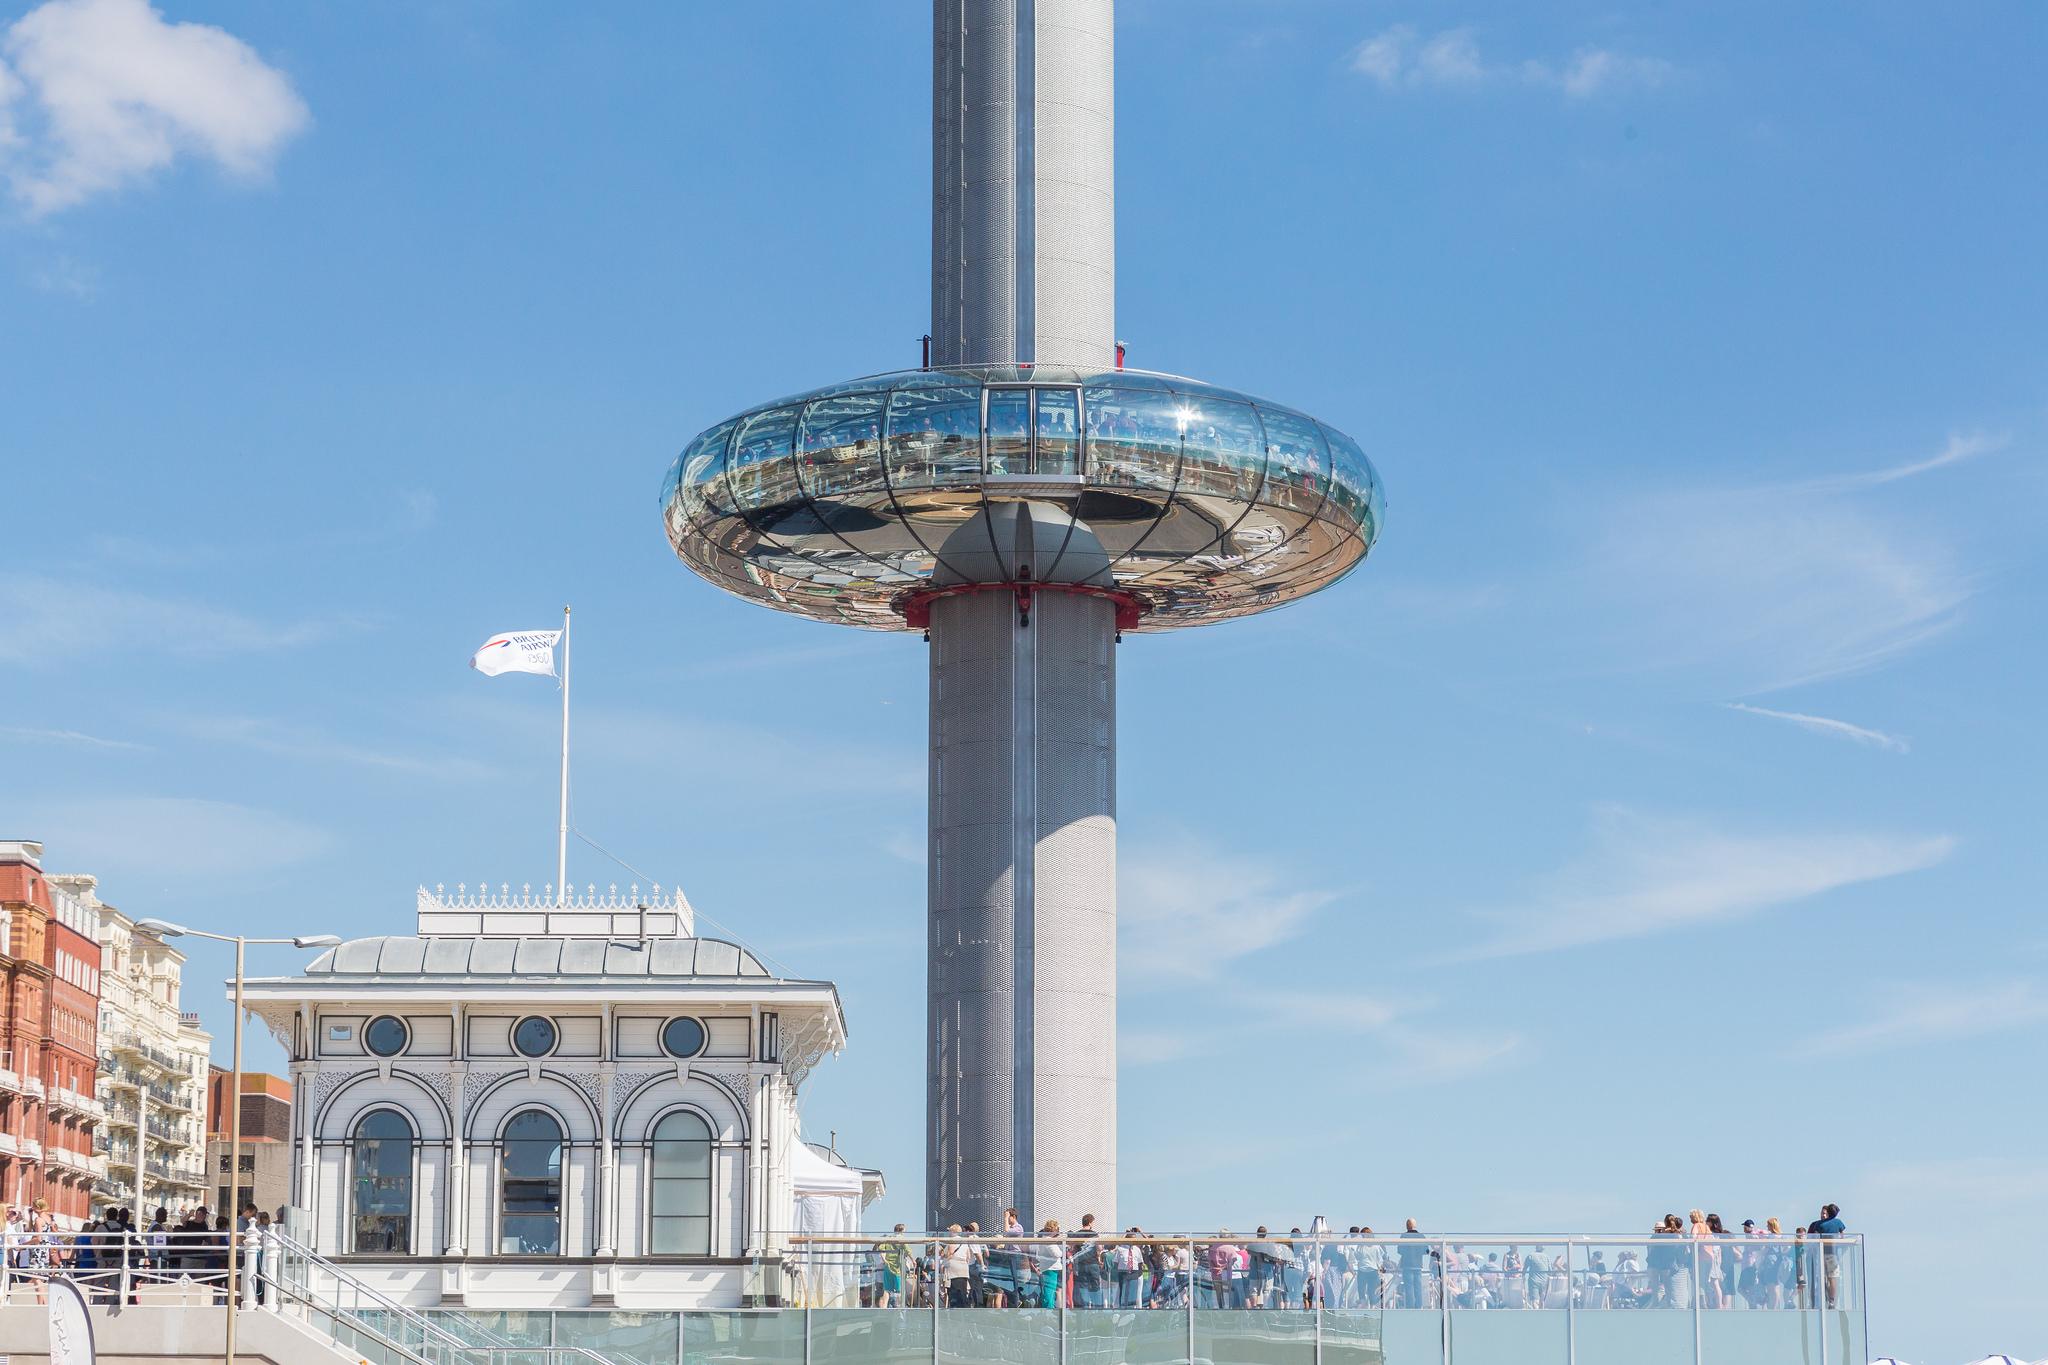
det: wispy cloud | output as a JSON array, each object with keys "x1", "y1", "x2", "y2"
[
  {"x1": 1805, "y1": 430, "x2": 2009, "y2": 491},
  {"x1": 1369, "y1": 579, "x2": 1506, "y2": 619},
  {"x1": 0, "y1": 0, "x2": 308, "y2": 215},
  {"x1": 1856, "y1": 1156, "x2": 2048, "y2": 1206},
  {"x1": 1351, "y1": 25, "x2": 1672, "y2": 99},
  {"x1": 453, "y1": 692, "x2": 922, "y2": 799},
  {"x1": 0, "y1": 724, "x2": 148, "y2": 751},
  {"x1": 171, "y1": 715, "x2": 495, "y2": 780},
  {"x1": 1586, "y1": 487, "x2": 1972, "y2": 692},
  {"x1": 1124, "y1": 988, "x2": 1524, "y2": 1085},
  {"x1": 1550, "y1": 48, "x2": 1676, "y2": 99},
  {"x1": 85, "y1": 535, "x2": 226, "y2": 570},
  {"x1": 392, "y1": 488, "x2": 438, "y2": 534},
  {"x1": 880, "y1": 831, "x2": 924, "y2": 867},
  {"x1": 1231, "y1": 988, "x2": 1402, "y2": 1033},
  {"x1": 19, "y1": 795, "x2": 332, "y2": 880},
  {"x1": 1121, "y1": 1029, "x2": 1202, "y2": 1066},
  {"x1": 1795, "y1": 980, "x2": 2048, "y2": 1057},
  {"x1": 653, "y1": 638, "x2": 892, "y2": 682},
  {"x1": 0, "y1": 574, "x2": 362, "y2": 665},
  {"x1": 1241, "y1": 990, "x2": 1525, "y2": 1083},
  {"x1": 1723, "y1": 702, "x2": 1909, "y2": 754},
  {"x1": 1451, "y1": 806, "x2": 1954, "y2": 960},
  {"x1": 1119, "y1": 840, "x2": 1339, "y2": 982},
  {"x1": 27, "y1": 252, "x2": 98, "y2": 299}
]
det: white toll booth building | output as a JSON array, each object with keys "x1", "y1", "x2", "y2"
[{"x1": 238, "y1": 885, "x2": 882, "y2": 1309}]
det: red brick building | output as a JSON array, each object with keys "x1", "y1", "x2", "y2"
[{"x1": 0, "y1": 840, "x2": 104, "y2": 1224}]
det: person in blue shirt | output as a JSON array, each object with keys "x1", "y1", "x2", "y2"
[
  {"x1": 1807, "y1": 1205, "x2": 1846, "y2": 1308},
  {"x1": 1397, "y1": 1220, "x2": 1430, "y2": 1308}
]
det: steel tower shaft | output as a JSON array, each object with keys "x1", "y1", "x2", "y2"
[{"x1": 926, "y1": 0, "x2": 1119, "y2": 1231}]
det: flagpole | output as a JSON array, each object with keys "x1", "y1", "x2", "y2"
[{"x1": 558, "y1": 603, "x2": 571, "y2": 904}]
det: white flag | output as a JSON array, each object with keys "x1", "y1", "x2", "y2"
[{"x1": 470, "y1": 629, "x2": 561, "y2": 678}]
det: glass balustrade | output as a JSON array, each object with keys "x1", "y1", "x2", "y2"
[{"x1": 378, "y1": 1234, "x2": 1867, "y2": 1365}]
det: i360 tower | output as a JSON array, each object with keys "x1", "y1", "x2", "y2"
[{"x1": 662, "y1": 2, "x2": 1384, "y2": 1230}]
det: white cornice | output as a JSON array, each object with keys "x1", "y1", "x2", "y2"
[{"x1": 235, "y1": 979, "x2": 838, "y2": 1003}]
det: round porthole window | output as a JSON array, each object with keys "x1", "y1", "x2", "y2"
[
  {"x1": 661, "y1": 1016, "x2": 707, "y2": 1059},
  {"x1": 512, "y1": 1016, "x2": 558, "y2": 1058},
  {"x1": 365, "y1": 1015, "x2": 408, "y2": 1057}
]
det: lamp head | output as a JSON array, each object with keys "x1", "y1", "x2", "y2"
[
  {"x1": 292, "y1": 935, "x2": 343, "y2": 949},
  {"x1": 133, "y1": 918, "x2": 187, "y2": 938}
]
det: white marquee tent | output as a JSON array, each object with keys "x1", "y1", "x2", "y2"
[{"x1": 791, "y1": 1141, "x2": 868, "y2": 1307}]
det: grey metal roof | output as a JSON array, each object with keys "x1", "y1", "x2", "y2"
[{"x1": 305, "y1": 935, "x2": 773, "y2": 979}]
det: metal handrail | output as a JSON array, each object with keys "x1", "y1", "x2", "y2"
[
  {"x1": 252, "y1": 1273, "x2": 445, "y2": 1365},
  {"x1": 262, "y1": 1233, "x2": 604, "y2": 1362},
  {"x1": 0, "y1": 1230, "x2": 614, "y2": 1363},
  {"x1": 268, "y1": 1228, "x2": 499, "y2": 1358}
]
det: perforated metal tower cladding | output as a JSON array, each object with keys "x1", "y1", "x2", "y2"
[
  {"x1": 927, "y1": 0, "x2": 1120, "y2": 1230},
  {"x1": 931, "y1": 0, "x2": 1114, "y2": 370}
]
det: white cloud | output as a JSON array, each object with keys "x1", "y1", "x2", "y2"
[
  {"x1": 1856, "y1": 1156, "x2": 2048, "y2": 1206},
  {"x1": 0, "y1": 574, "x2": 357, "y2": 665},
  {"x1": 1413, "y1": 28, "x2": 1486, "y2": 87},
  {"x1": 1120, "y1": 1029, "x2": 1203, "y2": 1066},
  {"x1": 1369, "y1": 579, "x2": 1506, "y2": 619},
  {"x1": 1723, "y1": 702, "x2": 1909, "y2": 754},
  {"x1": 1351, "y1": 25, "x2": 1670, "y2": 99},
  {"x1": 0, "y1": 0, "x2": 308, "y2": 215},
  {"x1": 1376, "y1": 1023, "x2": 1525, "y2": 1083},
  {"x1": 1117, "y1": 846, "x2": 1520, "y2": 1081},
  {"x1": 1806, "y1": 429, "x2": 2010, "y2": 490},
  {"x1": 1118, "y1": 840, "x2": 1338, "y2": 982},
  {"x1": 392, "y1": 489, "x2": 438, "y2": 534},
  {"x1": 1587, "y1": 487, "x2": 1972, "y2": 692},
  {"x1": 27, "y1": 252, "x2": 98, "y2": 298},
  {"x1": 1232, "y1": 988, "x2": 1402, "y2": 1033},
  {"x1": 453, "y1": 692, "x2": 923, "y2": 799},
  {"x1": 171, "y1": 714, "x2": 496, "y2": 781},
  {"x1": 1349, "y1": 26, "x2": 1410, "y2": 86},
  {"x1": 0, "y1": 724, "x2": 147, "y2": 751},
  {"x1": 880, "y1": 831, "x2": 924, "y2": 866},
  {"x1": 1553, "y1": 48, "x2": 1675, "y2": 98},
  {"x1": 1123, "y1": 984, "x2": 1523, "y2": 1085},
  {"x1": 23, "y1": 795, "x2": 332, "y2": 880},
  {"x1": 1246, "y1": 990, "x2": 1525, "y2": 1083},
  {"x1": 1452, "y1": 806, "x2": 1953, "y2": 959},
  {"x1": 1795, "y1": 980, "x2": 2048, "y2": 1057}
]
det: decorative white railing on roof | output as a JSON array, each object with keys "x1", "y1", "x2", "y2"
[
  {"x1": 420, "y1": 881, "x2": 691, "y2": 911},
  {"x1": 415, "y1": 882, "x2": 696, "y2": 939}
]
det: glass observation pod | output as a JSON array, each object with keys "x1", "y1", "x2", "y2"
[{"x1": 660, "y1": 366, "x2": 1386, "y2": 632}]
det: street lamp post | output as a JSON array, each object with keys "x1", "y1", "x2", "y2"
[{"x1": 137, "y1": 920, "x2": 339, "y2": 1365}]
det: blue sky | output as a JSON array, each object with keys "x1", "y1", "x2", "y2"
[{"x1": 2, "y1": 2, "x2": 2044, "y2": 1358}]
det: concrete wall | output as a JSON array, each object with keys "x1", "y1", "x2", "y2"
[{"x1": 0, "y1": 1304, "x2": 361, "y2": 1364}]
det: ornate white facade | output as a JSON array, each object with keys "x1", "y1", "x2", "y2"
[
  {"x1": 239, "y1": 885, "x2": 879, "y2": 1309},
  {"x1": 63, "y1": 876, "x2": 212, "y2": 1217}
]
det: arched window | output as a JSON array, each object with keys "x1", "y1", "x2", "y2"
[
  {"x1": 500, "y1": 1109, "x2": 564, "y2": 1254},
  {"x1": 351, "y1": 1110, "x2": 414, "y2": 1253},
  {"x1": 649, "y1": 1110, "x2": 712, "y2": 1255}
]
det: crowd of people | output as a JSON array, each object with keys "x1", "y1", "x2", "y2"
[
  {"x1": 851, "y1": 1205, "x2": 1854, "y2": 1313},
  {"x1": 1, "y1": 1200, "x2": 285, "y2": 1305}
]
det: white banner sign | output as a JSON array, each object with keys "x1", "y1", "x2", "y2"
[
  {"x1": 47, "y1": 1274, "x2": 95, "y2": 1365},
  {"x1": 470, "y1": 629, "x2": 562, "y2": 678}
]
